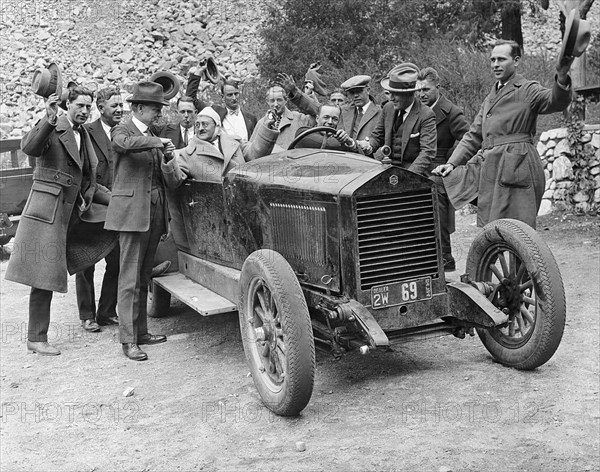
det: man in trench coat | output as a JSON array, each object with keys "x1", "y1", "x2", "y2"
[
  {"x1": 433, "y1": 40, "x2": 574, "y2": 229},
  {"x1": 6, "y1": 87, "x2": 112, "y2": 356}
]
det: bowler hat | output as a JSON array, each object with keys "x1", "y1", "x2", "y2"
[
  {"x1": 559, "y1": 9, "x2": 592, "y2": 62},
  {"x1": 126, "y1": 81, "x2": 169, "y2": 106},
  {"x1": 381, "y1": 63, "x2": 420, "y2": 93},
  {"x1": 341, "y1": 75, "x2": 371, "y2": 93},
  {"x1": 31, "y1": 62, "x2": 63, "y2": 98}
]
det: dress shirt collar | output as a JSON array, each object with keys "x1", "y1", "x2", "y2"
[
  {"x1": 100, "y1": 119, "x2": 112, "y2": 139},
  {"x1": 400, "y1": 100, "x2": 414, "y2": 118},
  {"x1": 132, "y1": 116, "x2": 149, "y2": 135}
]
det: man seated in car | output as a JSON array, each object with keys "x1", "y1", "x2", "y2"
[
  {"x1": 162, "y1": 106, "x2": 279, "y2": 186},
  {"x1": 293, "y1": 103, "x2": 363, "y2": 153}
]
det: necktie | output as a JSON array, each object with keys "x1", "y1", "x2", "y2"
[
  {"x1": 351, "y1": 107, "x2": 363, "y2": 139},
  {"x1": 72, "y1": 124, "x2": 80, "y2": 133},
  {"x1": 229, "y1": 108, "x2": 239, "y2": 116},
  {"x1": 497, "y1": 82, "x2": 505, "y2": 92},
  {"x1": 393, "y1": 109, "x2": 405, "y2": 133},
  {"x1": 183, "y1": 128, "x2": 188, "y2": 146}
]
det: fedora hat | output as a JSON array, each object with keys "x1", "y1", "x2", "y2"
[
  {"x1": 381, "y1": 63, "x2": 420, "y2": 93},
  {"x1": 149, "y1": 71, "x2": 180, "y2": 100},
  {"x1": 31, "y1": 62, "x2": 63, "y2": 98},
  {"x1": 559, "y1": 9, "x2": 592, "y2": 62},
  {"x1": 126, "y1": 81, "x2": 169, "y2": 106}
]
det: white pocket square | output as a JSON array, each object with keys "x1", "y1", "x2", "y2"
[{"x1": 410, "y1": 133, "x2": 420, "y2": 138}]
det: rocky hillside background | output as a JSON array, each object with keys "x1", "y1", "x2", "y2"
[{"x1": 0, "y1": 0, "x2": 598, "y2": 139}]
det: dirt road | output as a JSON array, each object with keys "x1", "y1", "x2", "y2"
[{"x1": 1, "y1": 212, "x2": 598, "y2": 472}]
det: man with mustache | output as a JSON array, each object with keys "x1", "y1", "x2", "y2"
[
  {"x1": 75, "y1": 87, "x2": 124, "y2": 331},
  {"x1": 162, "y1": 106, "x2": 279, "y2": 186},
  {"x1": 433, "y1": 40, "x2": 574, "y2": 229}
]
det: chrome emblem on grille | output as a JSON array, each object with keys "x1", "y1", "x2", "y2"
[{"x1": 389, "y1": 175, "x2": 399, "y2": 186}]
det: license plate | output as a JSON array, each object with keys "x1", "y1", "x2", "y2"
[{"x1": 371, "y1": 277, "x2": 432, "y2": 309}]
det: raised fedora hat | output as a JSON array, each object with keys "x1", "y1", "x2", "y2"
[
  {"x1": 126, "y1": 80, "x2": 169, "y2": 106},
  {"x1": 341, "y1": 75, "x2": 371, "y2": 93},
  {"x1": 381, "y1": 63, "x2": 420, "y2": 93},
  {"x1": 149, "y1": 71, "x2": 180, "y2": 100},
  {"x1": 31, "y1": 62, "x2": 63, "y2": 98},
  {"x1": 559, "y1": 9, "x2": 592, "y2": 62}
]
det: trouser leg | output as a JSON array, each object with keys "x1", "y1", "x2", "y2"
[
  {"x1": 97, "y1": 245, "x2": 120, "y2": 318},
  {"x1": 117, "y1": 191, "x2": 166, "y2": 343},
  {"x1": 137, "y1": 192, "x2": 166, "y2": 338},
  {"x1": 75, "y1": 265, "x2": 96, "y2": 321},
  {"x1": 28, "y1": 288, "x2": 53, "y2": 342}
]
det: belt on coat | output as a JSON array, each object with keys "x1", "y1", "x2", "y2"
[{"x1": 482, "y1": 133, "x2": 532, "y2": 150}]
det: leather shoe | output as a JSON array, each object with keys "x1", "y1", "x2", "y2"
[
  {"x1": 27, "y1": 341, "x2": 61, "y2": 356},
  {"x1": 138, "y1": 333, "x2": 167, "y2": 345},
  {"x1": 122, "y1": 343, "x2": 148, "y2": 361},
  {"x1": 96, "y1": 315, "x2": 119, "y2": 326},
  {"x1": 82, "y1": 319, "x2": 101, "y2": 332},
  {"x1": 151, "y1": 261, "x2": 171, "y2": 278}
]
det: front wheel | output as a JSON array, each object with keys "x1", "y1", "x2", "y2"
[
  {"x1": 466, "y1": 219, "x2": 566, "y2": 370},
  {"x1": 239, "y1": 250, "x2": 315, "y2": 416}
]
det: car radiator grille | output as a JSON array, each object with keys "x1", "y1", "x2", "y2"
[
  {"x1": 356, "y1": 189, "x2": 439, "y2": 290},
  {"x1": 271, "y1": 203, "x2": 327, "y2": 264}
]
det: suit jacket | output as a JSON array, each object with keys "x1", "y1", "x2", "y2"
[
  {"x1": 154, "y1": 123, "x2": 190, "y2": 149},
  {"x1": 432, "y1": 95, "x2": 469, "y2": 163},
  {"x1": 369, "y1": 100, "x2": 437, "y2": 176},
  {"x1": 84, "y1": 118, "x2": 114, "y2": 188},
  {"x1": 105, "y1": 118, "x2": 169, "y2": 232},
  {"x1": 289, "y1": 88, "x2": 382, "y2": 141},
  {"x1": 252, "y1": 107, "x2": 315, "y2": 153},
  {"x1": 186, "y1": 73, "x2": 257, "y2": 137},
  {"x1": 6, "y1": 115, "x2": 111, "y2": 292},
  {"x1": 162, "y1": 124, "x2": 279, "y2": 186},
  {"x1": 444, "y1": 73, "x2": 571, "y2": 228}
]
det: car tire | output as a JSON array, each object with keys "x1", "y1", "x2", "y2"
[
  {"x1": 239, "y1": 249, "x2": 315, "y2": 416},
  {"x1": 466, "y1": 218, "x2": 566, "y2": 370}
]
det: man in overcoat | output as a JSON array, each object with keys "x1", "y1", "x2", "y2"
[
  {"x1": 162, "y1": 106, "x2": 278, "y2": 187},
  {"x1": 105, "y1": 81, "x2": 175, "y2": 361},
  {"x1": 251, "y1": 86, "x2": 315, "y2": 153},
  {"x1": 6, "y1": 87, "x2": 112, "y2": 356},
  {"x1": 76, "y1": 86, "x2": 123, "y2": 331},
  {"x1": 416, "y1": 67, "x2": 469, "y2": 271},
  {"x1": 367, "y1": 63, "x2": 437, "y2": 177},
  {"x1": 433, "y1": 40, "x2": 574, "y2": 228}
]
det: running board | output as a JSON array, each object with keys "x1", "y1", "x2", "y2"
[{"x1": 153, "y1": 273, "x2": 237, "y2": 316}]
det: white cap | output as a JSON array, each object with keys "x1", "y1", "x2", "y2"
[{"x1": 198, "y1": 106, "x2": 221, "y2": 127}]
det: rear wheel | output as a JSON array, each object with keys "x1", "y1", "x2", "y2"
[
  {"x1": 239, "y1": 250, "x2": 315, "y2": 416},
  {"x1": 466, "y1": 219, "x2": 566, "y2": 370}
]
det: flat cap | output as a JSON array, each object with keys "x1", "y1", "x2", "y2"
[{"x1": 340, "y1": 75, "x2": 371, "y2": 92}]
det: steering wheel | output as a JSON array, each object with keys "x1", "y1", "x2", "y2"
[{"x1": 287, "y1": 126, "x2": 336, "y2": 150}]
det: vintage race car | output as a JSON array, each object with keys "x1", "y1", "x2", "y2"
[{"x1": 151, "y1": 129, "x2": 566, "y2": 416}]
